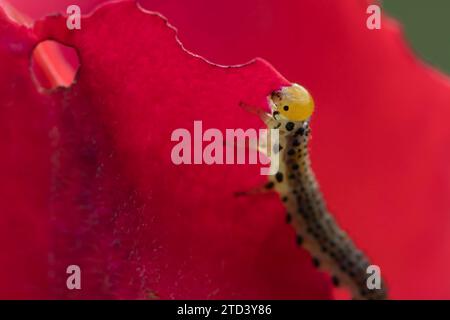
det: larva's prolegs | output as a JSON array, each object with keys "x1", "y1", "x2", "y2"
[{"x1": 256, "y1": 84, "x2": 387, "y2": 300}]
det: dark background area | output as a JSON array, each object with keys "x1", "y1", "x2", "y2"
[{"x1": 383, "y1": 0, "x2": 450, "y2": 75}]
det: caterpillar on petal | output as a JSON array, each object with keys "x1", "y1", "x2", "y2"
[{"x1": 247, "y1": 84, "x2": 388, "y2": 300}]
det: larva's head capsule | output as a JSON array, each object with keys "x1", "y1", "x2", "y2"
[{"x1": 269, "y1": 84, "x2": 315, "y2": 122}]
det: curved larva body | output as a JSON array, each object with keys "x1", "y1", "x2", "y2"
[{"x1": 264, "y1": 84, "x2": 387, "y2": 300}]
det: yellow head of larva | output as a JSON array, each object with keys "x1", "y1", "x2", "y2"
[{"x1": 271, "y1": 84, "x2": 315, "y2": 121}]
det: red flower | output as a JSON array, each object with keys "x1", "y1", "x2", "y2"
[{"x1": 1, "y1": 0, "x2": 450, "y2": 299}]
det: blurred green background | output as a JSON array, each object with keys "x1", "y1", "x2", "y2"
[{"x1": 383, "y1": 0, "x2": 450, "y2": 75}]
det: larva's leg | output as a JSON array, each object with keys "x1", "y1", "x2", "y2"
[
  {"x1": 233, "y1": 181, "x2": 276, "y2": 197},
  {"x1": 233, "y1": 102, "x2": 281, "y2": 197},
  {"x1": 239, "y1": 102, "x2": 278, "y2": 128},
  {"x1": 225, "y1": 102, "x2": 278, "y2": 156},
  {"x1": 237, "y1": 101, "x2": 282, "y2": 159}
]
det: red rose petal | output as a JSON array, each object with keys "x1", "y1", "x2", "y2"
[
  {"x1": 0, "y1": 9, "x2": 52, "y2": 298},
  {"x1": 1, "y1": 2, "x2": 333, "y2": 299},
  {"x1": 4, "y1": 0, "x2": 450, "y2": 299}
]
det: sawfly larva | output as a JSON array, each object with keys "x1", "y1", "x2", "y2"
[{"x1": 242, "y1": 84, "x2": 387, "y2": 300}]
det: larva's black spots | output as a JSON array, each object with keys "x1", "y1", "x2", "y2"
[
  {"x1": 288, "y1": 174, "x2": 295, "y2": 180},
  {"x1": 292, "y1": 164, "x2": 299, "y2": 170},
  {"x1": 275, "y1": 172, "x2": 284, "y2": 183},
  {"x1": 293, "y1": 139, "x2": 301, "y2": 147},
  {"x1": 285, "y1": 122, "x2": 295, "y2": 131},
  {"x1": 296, "y1": 235, "x2": 304, "y2": 245},
  {"x1": 332, "y1": 276, "x2": 340, "y2": 287},
  {"x1": 282, "y1": 196, "x2": 288, "y2": 202},
  {"x1": 286, "y1": 213, "x2": 292, "y2": 224},
  {"x1": 287, "y1": 149, "x2": 295, "y2": 156},
  {"x1": 295, "y1": 127, "x2": 305, "y2": 136},
  {"x1": 312, "y1": 257, "x2": 320, "y2": 268},
  {"x1": 283, "y1": 105, "x2": 289, "y2": 111},
  {"x1": 265, "y1": 181, "x2": 274, "y2": 189}
]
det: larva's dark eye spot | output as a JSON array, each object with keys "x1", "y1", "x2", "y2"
[{"x1": 283, "y1": 105, "x2": 289, "y2": 111}]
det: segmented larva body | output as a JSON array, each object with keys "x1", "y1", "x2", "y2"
[{"x1": 263, "y1": 84, "x2": 387, "y2": 300}]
